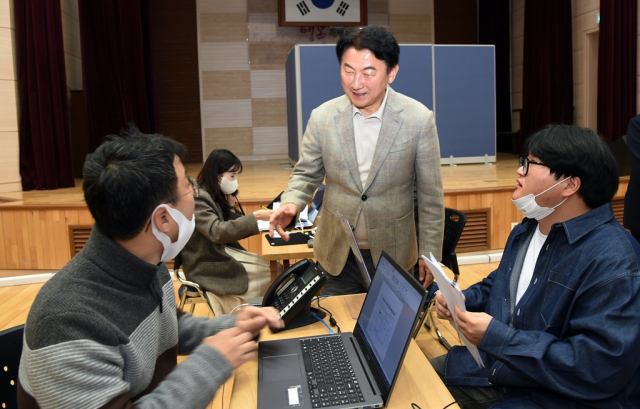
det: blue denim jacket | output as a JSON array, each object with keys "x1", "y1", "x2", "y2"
[{"x1": 442, "y1": 203, "x2": 640, "y2": 408}]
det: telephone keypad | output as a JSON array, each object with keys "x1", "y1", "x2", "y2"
[{"x1": 276, "y1": 275, "x2": 322, "y2": 317}]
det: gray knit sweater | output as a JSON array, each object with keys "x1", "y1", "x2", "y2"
[{"x1": 17, "y1": 227, "x2": 236, "y2": 409}]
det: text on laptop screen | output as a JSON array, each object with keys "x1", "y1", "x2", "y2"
[{"x1": 356, "y1": 256, "x2": 423, "y2": 388}]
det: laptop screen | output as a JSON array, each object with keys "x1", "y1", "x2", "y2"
[{"x1": 355, "y1": 253, "x2": 424, "y2": 389}]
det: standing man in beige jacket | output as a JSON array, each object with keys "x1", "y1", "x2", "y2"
[{"x1": 270, "y1": 26, "x2": 444, "y2": 295}]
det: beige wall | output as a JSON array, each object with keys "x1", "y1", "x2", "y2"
[
  {"x1": 511, "y1": 0, "x2": 640, "y2": 133},
  {"x1": 0, "y1": 0, "x2": 19, "y2": 193},
  {"x1": 196, "y1": 0, "x2": 433, "y2": 162}
]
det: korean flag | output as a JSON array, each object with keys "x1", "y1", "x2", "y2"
[{"x1": 283, "y1": 0, "x2": 362, "y2": 24}]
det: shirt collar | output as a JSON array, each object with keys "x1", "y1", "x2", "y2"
[
  {"x1": 352, "y1": 85, "x2": 389, "y2": 119},
  {"x1": 83, "y1": 226, "x2": 165, "y2": 288},
  {"x1": 521, "y1": 202, "x2": 614, "y2": 245}
]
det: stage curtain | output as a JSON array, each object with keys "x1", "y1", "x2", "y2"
[
  {"x1": 597, "y1": 0, "x2": 637, "y2": 144},
  {"x1": 519, "y1": 0, "x2": 573, "y2": 151},
  {"x1": 78, "y1": 0, "x2": 155, "y2": 152},
  {"x1": 14, "y1": 0, "x2": 75, "y2": 191},
  {"x1": 479, "y1": 0, "x2": 511, "y2": 133}
]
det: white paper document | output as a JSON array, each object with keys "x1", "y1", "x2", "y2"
[{"x1": 422, "y1": 253, "x2": 485, "y2": 368}]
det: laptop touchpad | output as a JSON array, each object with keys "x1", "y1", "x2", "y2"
[{"x1": 262, "y1": 354, "x2": 301, "y2": 382}]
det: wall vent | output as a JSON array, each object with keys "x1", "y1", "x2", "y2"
[
  {"x1": 68, "y1": 225, "x2": 93, "y2": 258},
  {"x1": 457, "y1": 208, "x2": 490, "y2": 252},
  {"x1": 612, "y1": 197, "x2": 625, "y2": 226}
]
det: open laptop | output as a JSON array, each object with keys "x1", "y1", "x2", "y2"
[
  {"x1": 257, "y1": 250, "x2": 427, "y2": 409},
  {"x1": 336, "y1": 210, "x2": 372, "y2": 290}
]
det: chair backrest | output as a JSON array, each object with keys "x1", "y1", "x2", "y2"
[
  {"x1": 0, "y1": 324, "x2": 25, "y2": 408},
  {"x1": 441, "y1": 208, "x2": 467, "y2": 269}
]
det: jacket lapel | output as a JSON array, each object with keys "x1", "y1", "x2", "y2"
[
  {"x1": 365, "y1": 87, "x2": 403, "y2": 192},
  {"x1": 334, "y1": 98, "x2": 363, "y2": 191}
]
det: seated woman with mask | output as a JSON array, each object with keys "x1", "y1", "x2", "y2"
[{"x1": 181, "y1": 149, "x2": 277, "y2": 315}]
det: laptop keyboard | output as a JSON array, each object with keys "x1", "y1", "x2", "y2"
[{"x1": 300, "y1": 336, "x2": 365, "y2": 407}]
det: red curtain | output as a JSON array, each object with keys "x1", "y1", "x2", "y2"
[
  {"x1": 519, "y1": 0, "x2": 574, "y2": 151},
  {"x1": 597, "y1": 0, "x2": 637, "y2": 144},
  {"x1": 78, "y1": 0, "x2": 155, "y2": 152},
  {"x1": 15, "y1": 0, "x2": 75, "y2": 191}
]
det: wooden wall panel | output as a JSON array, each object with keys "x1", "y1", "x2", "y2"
[
  {"x1": 250, "y1": 70, "x2": 286, "y2": 98},
  {"x1": 150, "y1": 0, "x2": 203, "y2": 162},
  {"x1": 0, "y1": 28, "x2": 15, "y2": 80},
  {"x1": 252, "y1": 127, "x2": 288, "y2": 156},
  {"x1": 199, "y1": 0, "x2": 247, "y2": 13},
  {"x1": 200, "y1": 13, "x2": 248, "y2": 42},
  {"x1": 201, "y1": 100, "x2": 252, "y2": 128},
  {"x1": 0, "y1": 80, "x2": 18, "y2": 131},
  {"x1": 0, "y1": 131, "x2": 20, "y2": 185},
  {"x1": 389, "y1": 14, "x2": 433, "y2": 43},
  {"x1": 0, "y1": 179, "x2": 630, "y2": 271},
  {"x1": 0, "y1": 208, "x2": 94, "y2": 270},
  {"x1": 434, "y1": 0, "x2": 477, "y2": 44},
  {"x1": 251, "y1": 98, "x2": 287, "y2": 127},
  {"x1": 204, "y1": 127, "x2": 254, "y2": 156},
  {"x1": 0, "y1": 0, "x2": 13, "y2": 29},
  {"x1": 200, "y1": 43, "x2": 250, "y2": 71},
  {"x1": 202, "y1": 71, "x2": 252, "y2": 100}
]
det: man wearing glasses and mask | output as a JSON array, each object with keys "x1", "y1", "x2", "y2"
[
  {"x1": 18, "y1": 131, "x2": 283, "y2": 408},
  {"x1": 431, "y1": 125, "x2": 640, "y2": 409}
]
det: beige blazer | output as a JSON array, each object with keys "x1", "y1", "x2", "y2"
[
  {"x1": 181, "y1": 189, "x2": 259, "y2": 295},
  {"x1": 281, "y1": 87, "x2": 444, "y2": 275}
]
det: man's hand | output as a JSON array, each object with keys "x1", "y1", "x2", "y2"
[
  {"x1": 269, "y1": 203, "x2": 297, "y2": 241},
  {"x1": 454, "y1": 305, "x2": 492, "y2": 346},
  {"x1": 418, "y1": 258, "x2": 434, "y2": 288},
  {"x1": 434, "y1": 292, "x2": 453, "y2": 322},
  {"x1": 201, "y1": 327, "x2": 258, "y2": 369},
  {"x1": 236, "y1": 306, "x2": 284, "y2": 336}
]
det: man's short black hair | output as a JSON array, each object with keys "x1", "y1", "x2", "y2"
[
  {"x1": 524, "y1": 124, "x2": 619, "y2": 209},
  {"x1": 83, "y1": 130, "x2": 187, "y2": 241},
  {"x1": 336, "y1": 26, "x2": 400, "y2": 72}
]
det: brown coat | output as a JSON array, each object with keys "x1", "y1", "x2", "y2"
[{"x1": 181, "y1": 189, "x2": 260, "y2": 295}]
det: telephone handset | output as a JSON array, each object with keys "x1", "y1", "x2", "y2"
[{"x1": 262, "y1": 258, "x2": 327, "y2": 331}]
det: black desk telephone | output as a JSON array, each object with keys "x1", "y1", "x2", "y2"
[{"x1": 262, "y1": 259, "x2": 327, "y2": 331}]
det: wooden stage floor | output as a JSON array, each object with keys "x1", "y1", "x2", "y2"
[{"x1": 0, "y1": 153, "x2": 521, "y2": 207}]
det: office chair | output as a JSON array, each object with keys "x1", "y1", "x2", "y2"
[
  {"x1": 0, "y1": 324, "x2": 25, "y2": 409},
  {"x1": 174, "y1": 253, "x2": 216, "y2": 317},
  {"x1": 441, "y1": 208, "x2": 467, "y2": 283},
  {"x1": 414, "y1": 208, "x2": 467, "y2": 349}
]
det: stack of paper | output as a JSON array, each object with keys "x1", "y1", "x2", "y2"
[{"x1": 421, "y1": 253, "x2": 485, "y2": 368}]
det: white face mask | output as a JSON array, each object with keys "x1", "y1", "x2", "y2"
[
  {"x1": 150, "y1": 204, "x2": 195, "y2": 262},
  {"x1": 512, "y1": 176, "x2": 571, "y2": 220},
  {"x1": 219, "y1": 176, "x2": 239, "y2": 195}
]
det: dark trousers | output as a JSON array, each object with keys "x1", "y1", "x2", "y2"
[
  {"x1": 321, "y1": 249, "x2": 377, "y2": 295},
  {"x1": 321, "y1": 249, "x2": 425, "y2": 295},
  {"x1": 429, "y1": 355, "x2": 503, "y2": 409}
]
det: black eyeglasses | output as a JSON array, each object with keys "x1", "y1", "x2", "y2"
[
  {"x1": 518, "y1": 156, "x2": 546, "y2": 176},
  {"x1": 144, "y1": 176, "x2": 200, "y2": 232},
  {"x1": 176, "y1": 176, "x2": 200, "y2": 200}
]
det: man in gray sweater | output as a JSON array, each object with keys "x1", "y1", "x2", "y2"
[{"x1": 17, "y1": 131, "x2": 283, "y2": 409}]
